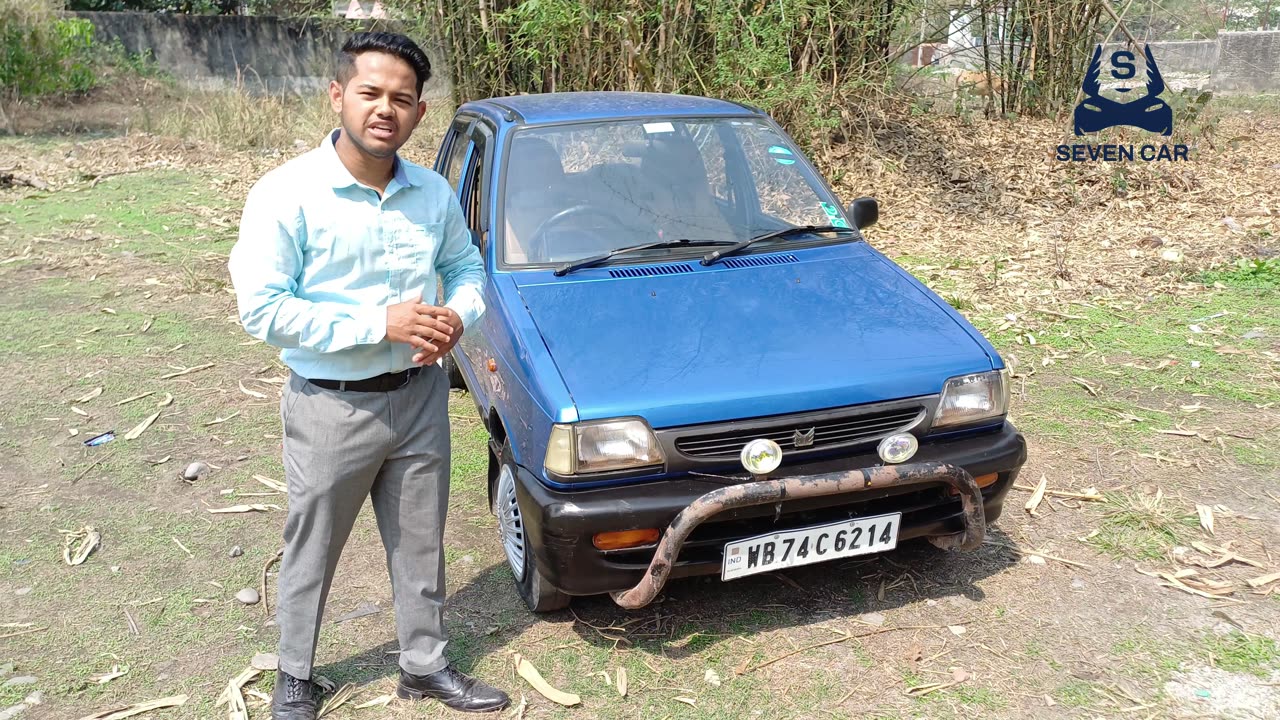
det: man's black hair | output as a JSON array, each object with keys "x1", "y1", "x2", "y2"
[{"x1": 336, "y1": 32, "x2": 432, "y2": 97}]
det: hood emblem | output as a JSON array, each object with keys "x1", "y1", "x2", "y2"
[{"x1": 792, "y1": 427, "x2": 816, "y2": 448}]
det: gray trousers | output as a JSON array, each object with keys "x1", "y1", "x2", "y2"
[{"x1": 276, "y1": 366, "x2": 450, "y2": 679}]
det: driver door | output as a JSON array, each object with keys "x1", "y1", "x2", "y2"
[{"x1": 451, "y1": 121, "x2": 499, "y2": 413}]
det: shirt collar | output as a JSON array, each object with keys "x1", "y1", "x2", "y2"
[{"x1": 322, "y1": 129, "x2": 417, "y2": 192}]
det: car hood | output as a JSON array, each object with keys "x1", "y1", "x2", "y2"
[{"x1": 513, "y1": 245, "x2": 995, "y2": 429}]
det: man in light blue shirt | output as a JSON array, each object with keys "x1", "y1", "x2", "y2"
[{"x1": 229, "y1": 32, "x2": 508, "y2": 719}]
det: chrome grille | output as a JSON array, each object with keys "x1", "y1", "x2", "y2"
[{"x1": 673, "y1": 405, "x2": 925, "y2": 459}]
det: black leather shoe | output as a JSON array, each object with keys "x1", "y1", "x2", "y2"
[
  {"x1": 397, "y1": 666, "x2": 511, "y2": 713},
  {"x1": 271, "y1": 670, "x2": 317, "y2": 720}
]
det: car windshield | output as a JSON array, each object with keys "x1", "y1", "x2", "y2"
[{"x1": 500, "y1": 117, "x2": 848, "y2": 265}]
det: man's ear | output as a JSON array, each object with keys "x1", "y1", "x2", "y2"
[
  {"x1": 415, "y1": 99, "x2": 427, "y2": 126},
  {"x1": 329, "y1": 80, "x2": 344, "y2": 113}
]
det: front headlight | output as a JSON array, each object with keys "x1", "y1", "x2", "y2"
[
  {"x1": 544, "y1": 418, "x2": 664, "y2": 475},
  {"x1": 933, "y1": 370, "x2": 1009, "y2": 429}
]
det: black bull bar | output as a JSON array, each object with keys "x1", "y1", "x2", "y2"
[{"x1": 610, "y1": 461, "x2": 985, "y2": 609}]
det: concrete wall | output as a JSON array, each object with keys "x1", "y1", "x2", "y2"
[
  {"x1": 1214, "y1": 31, "x2": 1280, "y2": 93},
  {"x1": 1105, "y1": 40, "x2": 1220, "y2": 74},
  {"x1": 917, "y1": 32, "x2": 1280, "y2": 93},
  {"x1": 70, "y1": 11, "x2": 450, "y2": 99}
]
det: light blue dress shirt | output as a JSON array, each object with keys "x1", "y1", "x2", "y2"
[{"x1": 229, "y1": 129, "x2": 485, "y2": 381}]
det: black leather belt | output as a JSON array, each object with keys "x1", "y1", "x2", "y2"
[{"x1": 307, "y1": 366, "x2": 425, "y2": 392}]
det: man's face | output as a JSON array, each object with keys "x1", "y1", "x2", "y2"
[{"x1": 329, "y1": 51, "x2": 425, "y2": 159}]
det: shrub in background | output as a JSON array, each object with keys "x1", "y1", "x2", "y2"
[{"x1": 0, "y1": 0, "x2": 98, "y2": 132}]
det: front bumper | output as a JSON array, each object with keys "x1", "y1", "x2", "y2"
[{"x1": 514, "y1": 422, "x2": 1027, "y2": 600}]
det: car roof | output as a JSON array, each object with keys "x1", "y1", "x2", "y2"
[{"x1": 460, "y1": 91, "x2": 764, "y2": 126}]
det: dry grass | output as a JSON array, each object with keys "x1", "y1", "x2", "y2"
[
  {"x1": 153, "y1": 74, "x2": 339, "y2": 152},
  {"x1": 1089, "y1": 489, "x2": 1199, "y2": 560},
  {"x1": 154, "y1": 80, "x2": 452, "y2": 162}
]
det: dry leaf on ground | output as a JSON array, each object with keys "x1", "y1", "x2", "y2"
[
  {"x1": 1246, "y1": 571, "x2": 1280, "y2": 588},
  {"x1": 513, "y1": 654, "x2": 581, "y2": 707},
  {"x1": 1024, "y1": 475, "x2": 1048, "y2": 515},
  {"x1": 115, "y1": 391, "x2": 155, "y2": 407},
  {"x1": 76, "y1": 694, "x2": 188, "y2": 720},
  {"x1": 160, "y1": 363, "x2": 215, "y2": 380},
  {"x1": 215, "y1": 667, "x2": 261, "y2": 708},
  {"x1": 317, "y1": 683, "x2": 357, "y2": 718},
  {"x1": 1196, "y1": 504, "x2": 1216, "y2": 535},
  {"x1": 75, "y1": 387, "x2": 103, "y2": 403},
  {"x1": 353, "y1": 695, "x2": 393, "y2": 709},
  {"x1": 61, "y1": 525, "x2": 100, "y2": 566},
  {"x1": 252, "y1": 475, "x2": 287, "y2": 493},
  {"x1": 92, "y1": 665, "x2": 129, "y2": 685},
  {"x1": 123, "y1": 411, "x2": 161, "y2": 441},
  {"x1": 906, "y1": 680, "x2": 962, "y2": 697}
]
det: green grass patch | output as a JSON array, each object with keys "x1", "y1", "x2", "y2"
[
  {"x1": 1199, "y1": 258, "x2": 1280, "y2": 290},
  {"x1": 1088, "y1": 491, "x2": 1201, "y2": 561},
  {"x1": 1112, "y1": 633, "x2": 1186, "y2": 683},
  {"x1": 971, "y1": 284, "x2": 1280, "y2": 471},
  {"x1": 0, "y1": 169, "x2": 237, "y2": 261},
  {"x1": 952, "y1": 685, "x2": 1005, "y2": 709},
  {"x1": 985, "y1": 290, "x2": 1280, "y2": 406},
  {"x1": 1054, "y1": 679, "x2": 1097, "y2": 708},
  {"x1": 1208, "y1": 633, "x2": 1280, "y2": 677},
  {"x1": 903, "y1": 669, "x2": 1006, "y2": 711}
]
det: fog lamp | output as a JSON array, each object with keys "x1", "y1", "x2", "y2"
[
  {"x1": 877, "y1": 433, "x2": 918, "y2": 464},
  {"x1": 740, "y1": 438, "x2": 783, "y2": 476}
]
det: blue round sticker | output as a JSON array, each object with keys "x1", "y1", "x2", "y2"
[{"x1": 768, "y1": 145, "x2": 796, "y2": 165}]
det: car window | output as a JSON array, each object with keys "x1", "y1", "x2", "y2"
[
  {"x1": 463, "y1": 151, "x2": 482, "y2": 243},
  {"x1": 691, "y1": 124, "x2": 731, "y2": 203},
  {"x1": 440, "y1": 131, "x2": 471, "y2": 193},
  {"x1": 734, "y1": 122, "x2": 830, "y2": 227},
  {"x1": 501, "y1": 118, "x2": 840, "y2": 265}
]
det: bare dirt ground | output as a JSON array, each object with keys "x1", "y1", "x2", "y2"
[{"x1": 0, "y1": 91, "x2": 1278, "y2": 720}]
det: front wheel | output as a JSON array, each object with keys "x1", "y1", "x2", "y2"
[{"x1": 494, "y1": 440, "x2": 570, "y2": 612}]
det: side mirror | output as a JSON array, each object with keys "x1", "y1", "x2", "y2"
[{"x1": 848, "y1": 196, "x2": 879, "y2": 229}]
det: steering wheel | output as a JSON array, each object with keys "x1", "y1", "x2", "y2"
[{"x1": 528, "y1": 205, "x2": 629, "y2": 262}]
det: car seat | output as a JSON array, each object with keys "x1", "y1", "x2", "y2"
[
  {"x1": 504, "y1": 137, "x2": 568, "y2": 260},
  {"x1": 639, "y1": 134, "x2": 736, "y2": 242}
]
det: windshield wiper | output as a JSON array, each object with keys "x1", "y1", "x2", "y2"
[
  {"x1": 553, "y1": 239, "x2": 735, "y2": 276},
  {"x1": 700, "y1": 225, "x2": 858, "y2": 266}
]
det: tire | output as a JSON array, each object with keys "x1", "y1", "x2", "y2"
[
  {"x1": 494, "y1": 439, "x2": 570, "y2": 613},
  {"x1": 442, "y1": 352, "x2": 466, "y2": 390}
]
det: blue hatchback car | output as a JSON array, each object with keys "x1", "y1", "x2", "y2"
[{"x1": 432, "y1": 92, "x2": 1027, "y2": 612}]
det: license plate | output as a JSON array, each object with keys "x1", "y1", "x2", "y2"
[{"x1": 721, "y1": 513, "x2": 901, "y2": 581}]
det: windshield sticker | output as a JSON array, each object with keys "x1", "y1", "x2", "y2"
[
  {"x1": 643, "y1": 122, "x2": 675, "y2": 134},
  {"x1": 767, "y1": 144, "x2": 797, "y2": 165},
  {"x1": 820, "y1": 202, "x2": 851, "y2": 228}
]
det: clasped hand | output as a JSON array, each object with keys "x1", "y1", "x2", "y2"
[{"x1": 386, "y1": 295, "x2": 464, "y2": 366}]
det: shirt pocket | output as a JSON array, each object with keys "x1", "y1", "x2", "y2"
[{"x1": 387, "y1": 217, "x2": 443, "y2": 286}]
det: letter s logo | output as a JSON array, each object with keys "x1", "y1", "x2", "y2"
[{"x1": 1110, "y1": 50, "x2": 1137, "y2": 79}]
